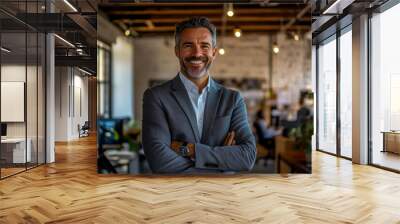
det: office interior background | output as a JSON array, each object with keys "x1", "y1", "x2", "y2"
[
  {"x1": 0, "y1": 0, "x2": 96, "y2": 179},
  {"x1": 97, "y1": 2, "x2": 313, "y2": 174},
  {"x1": 1, "y1": 0, "x2": 400, "y2": 176},
  {"x1": 0, "y1": 0, "x2": 400, "y2": 222}
]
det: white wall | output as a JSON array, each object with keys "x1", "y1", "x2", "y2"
[
  {"x1": 112, "y1": 36, "x2": 134, "y2": 118},
  {"x1": 54, "y1": 67, "x2": 89, "y2": 141},
  {"x1": 1, "y1": 65, "x2": 36, "y2": 137},
  {"x1": 1, "y1": 64, "x2": 46, "y2": 163}
]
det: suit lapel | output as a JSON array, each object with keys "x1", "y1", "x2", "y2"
[
  {"x1": 201, "y1": 80, "x2": 222, "y2": 143},
  {"x1": 171, "y1": 75, "x2": 201, "y2": 142}
]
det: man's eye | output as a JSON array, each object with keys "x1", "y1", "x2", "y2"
[
  {"x1": 183, "y1": 44, "x2": 192, "y2": 48},
  {"x1": 202, "y1": 45, "x2": 210, "y2": 49}
]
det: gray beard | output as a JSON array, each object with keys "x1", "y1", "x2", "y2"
[{"x1": 180, "y1": 58, "x2": 212, "y2": 79}]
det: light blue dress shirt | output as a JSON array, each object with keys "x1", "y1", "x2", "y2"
[{"x1": 179, "y1": 72, "x2": 211, "y2": 137}]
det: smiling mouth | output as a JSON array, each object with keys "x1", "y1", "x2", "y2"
[
  {"x1": 188, "y1": 60, "x2": 204, "y2": 65},
  {"x1": 185, "y1": 57, "x2": 207, "y2": 66}
]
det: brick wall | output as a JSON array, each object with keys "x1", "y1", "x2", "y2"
[{"x1": 133, "y1": 33, "x2": 311, "y2": 124}]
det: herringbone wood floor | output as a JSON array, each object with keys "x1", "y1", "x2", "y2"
[{"x1": 1, "y1": 135, "x2": 400, "y2": 223}]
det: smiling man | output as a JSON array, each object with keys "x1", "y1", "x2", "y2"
[{"x1": 142, "y1": 17, "x2": 256, "y2": 174}]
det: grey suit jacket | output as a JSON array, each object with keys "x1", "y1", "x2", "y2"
[{"x1": 142, "y1": 74, "x2": 256, "y2": 174}]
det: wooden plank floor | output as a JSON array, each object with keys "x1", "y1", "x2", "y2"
[{"x1": 1, "y1": 135, "x2": 400, "y2": 223}]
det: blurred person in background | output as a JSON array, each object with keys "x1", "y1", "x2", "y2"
[{"x1": 253, "y1": 108, "x2": 281, "y2": 154}]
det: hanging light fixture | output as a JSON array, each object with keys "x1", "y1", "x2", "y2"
[
  {"x1": 293, "y1": 33, "x2": 300, "y2": 41},
  {"x1": 125, "y1": 29, "x2": 131, "y2": 36},
  {"x1": 227, "y1": 3, "x2": 234, "y2": 17},
  {"x1": 272, "y1": 42, "x2": 279, "y2": 54},
  {"x1": 218, "y1": 48, "x2": 225, "y2": 55},
  {"x1": 234, "y1": 28, "x2": 241, "y2": 38}
]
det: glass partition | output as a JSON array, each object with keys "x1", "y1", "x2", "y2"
[
  {"x1": 1, "y1": 25, "x2": 28, "y2": 178},
  {"x1": 0, "y1": 1, "x2": 46, "y2": 179}
]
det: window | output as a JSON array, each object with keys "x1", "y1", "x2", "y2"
[
  {"x1": 317, "y1": 36, "x2": 337, "y2": 154},
  {"x1": 370, "y1": 2, "x2": 400, "y2": 171},
  {"x1": 97, "y1": 41, "x2": 111, "y2": 118},
  {"x1": 339, "y1": 28, "x2": 352, "y2": 158}
]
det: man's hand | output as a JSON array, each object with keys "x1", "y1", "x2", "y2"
[
  {"x1": 224, "y1": 131, "x2": 236, "y2": 146},
  {"x1": 171, "y1": 140, "x2": 183, "y2": 152},
  {"x1": 170, "y1": 140, "x2": 195, "y2": 159}
]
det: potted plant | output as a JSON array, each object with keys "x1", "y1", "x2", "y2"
[{"x1": 288, "y1": 117, "x2": 313, "y2": 162}]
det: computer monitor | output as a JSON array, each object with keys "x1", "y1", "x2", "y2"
[
  {"x1": 98, "y1": 118, "x2": 124, "y2": 145},
  {"x1": 1, "y1": 123, "x2": 7, "y2": 137}
]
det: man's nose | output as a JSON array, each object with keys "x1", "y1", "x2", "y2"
[{"x1": 192, "y1": 45, "x2": 202, "y2": 57}]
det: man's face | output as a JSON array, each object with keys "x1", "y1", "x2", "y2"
[{"x1": 175, "y1": 27, "x2": 217, "y2": 80}]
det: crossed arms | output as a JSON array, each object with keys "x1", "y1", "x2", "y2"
[{"x1": 142, "y1": 88, "x2": 257, "y2": 174}]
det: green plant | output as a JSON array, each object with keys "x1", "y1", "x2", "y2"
[
  {"x1": 121, "y1": 120, "x2": 141, "y2": 152},
  {"x1": 288, "y1": 118, "x2": 313, "y2": 154}
]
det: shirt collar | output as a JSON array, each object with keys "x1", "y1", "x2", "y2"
[{"x1": 179, "y1": 72, "x2": 211, "y2": 94}]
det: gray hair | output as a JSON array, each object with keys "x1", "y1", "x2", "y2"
[{"x1": 174, "y1": 17, "x2": 217, "y2": 48}]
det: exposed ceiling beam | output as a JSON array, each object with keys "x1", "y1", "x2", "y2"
[
  {"x1": 282, "y1": 3, "x2": 311, "y2": 31},
  {"x1": 99, "y1": 1, "x2": 307, "y2": 7},
  {"x1": 106, "y1": 8, "x2": 301, "y2": 16},
  {"x1": 67, "y1": 14, "x2": 97, "y2": 39},
  {"x1": 130, "y1": 25, "x2": 310, "y2": 32},
  {"x1": 112, "y1": 16, "x2": 311, "y2": 24}
]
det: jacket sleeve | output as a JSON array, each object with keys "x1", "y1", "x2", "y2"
[
  {"x1": 194, "y1": 92, "x2": 257, "y2": 171},
  {"x1": 142, "y1": 88, "x2": 194, "y2": 173}
]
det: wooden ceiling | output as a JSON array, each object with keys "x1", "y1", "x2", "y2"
[{"x1": 99, "y1": 2, "x2": 311, "y2": 36}]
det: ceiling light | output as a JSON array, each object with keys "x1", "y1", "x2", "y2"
[
  {"x1": 41, "y1": 5, "x2": 46, "y2": 10},
  {"x1": 322, "y1": 0, "x2": 355, "y2": 15},
  {"x1": 219, "y1": 48, "x2": 225, "y2": 55},
  {"x1": 227, "y1": 3, "x2": 234, "y2": 17},
  {"x1": 54, "y1": 34, "x2": 75, "y2": 48},
  {"x1": 1, "y1": 47, "x2": 11, "y2": 53},
  {"x1": 234, "y1": 28, "x2": 241, "y2": 38},
  {"x1": 294, "y1": 33, "x2": 300, "y2": 41},
  {"x1": 125, "y1": 30, "x2": 131, "y2": 36},
  {"x1": 272, "y1": 42, "x2": 279, "y2": 54},
  {"x1": 63, "y1": 0, "x2": 78, "y2": 12},
  {"x1": 78, "y1": 67, "x2": 92, "y2": 76}
]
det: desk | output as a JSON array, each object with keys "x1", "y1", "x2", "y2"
[
  {"x1": 382, "y1": 131, "x2": 400, "y2": 154},
  {"x1": 1, "y1": 138, "x2": 31, "y2": 163},
  {"x1": 104, "y1": 149, "x2": 139, "y2": 174},
  {"x1": 275, "y1": 136, "x2": 311, "y2": 173}
]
